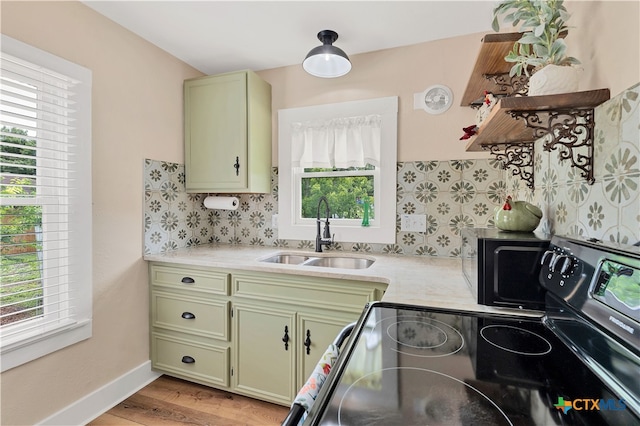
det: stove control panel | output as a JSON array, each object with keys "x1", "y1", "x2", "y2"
[
  {"x1": 541, "y1": 235, "x2": 640, "y2": 353},
  {"x1": 540, "y1": 242, "x2": 586, "y2": 298}
]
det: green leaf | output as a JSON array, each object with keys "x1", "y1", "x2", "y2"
[
  {"x1": 518, "y1": 43, "x2": 532, "y2": 56},
  {"x1": 532, "y1": 43, "x2": 548, "y2": 57},
  {"x1": 504, "y1": 12, "x2": 517, "y2": 25},
  {"x1": 491, "y1": 15, "x2": 500, "y2": 32},
  {"x1": 522, "y1": 17, "x2": 541, "y2": 29},
  {"x1": 505, "y1": 53, "x2": 519, "y2": 62},
  {"x1": 519, "y1": 33, "x2": 543, "y2": 45},
  {"x1": 509, "y1": 63, "x2": 523, "y2": 77}
]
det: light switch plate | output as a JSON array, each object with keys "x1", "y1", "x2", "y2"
[
  {"x1": 400, "y1": 214, "x2": 426, "y2": 232},
  {"x1": 271, "y1": 214, "x2": 278, "y2": 229}
]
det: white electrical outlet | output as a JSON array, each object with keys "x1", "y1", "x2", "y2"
[
  {"x1": 400, "y1": 214, "x2": 427, "y2": 232},
  {"x1": 271, "y1": 214, "x2": 278, "y2": 229}
]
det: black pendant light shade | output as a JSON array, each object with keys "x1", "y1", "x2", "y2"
[{"x1": 303, "y1": 30, "x2": 351, "y2": 78}]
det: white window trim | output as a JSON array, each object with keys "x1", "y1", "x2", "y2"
[
  {"x1": 0, "y1": 35, "x2": 92, "y2": 372},
  {"x1": 278, "y1": 97, "x2": 397, "y2": 244}
]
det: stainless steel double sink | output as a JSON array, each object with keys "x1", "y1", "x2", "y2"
[{"x1": 259, "y1": 252, "x2": 375, "y2": 269}]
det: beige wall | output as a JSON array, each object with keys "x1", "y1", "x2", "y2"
[
  {"x1": 259, "y1": 0, "x2": 640, "y2": 164},
  {"x1": 0, "y1": 2, "x2": 203, "y2": 425},
  {"x1": 1, "y1": 0, "x2": 638, "y2": 424}
]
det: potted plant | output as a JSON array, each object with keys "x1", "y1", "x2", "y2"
[{"x1": 492, "y1": 0, "x2": 580, "y2": 96}]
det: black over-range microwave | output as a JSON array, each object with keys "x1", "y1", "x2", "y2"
[{"x1": 462, "y1": 227, "x2": 551, "y2": 310}]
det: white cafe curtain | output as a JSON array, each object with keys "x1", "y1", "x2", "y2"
[{"x1": 291, "y1": 114, "x2": 381, "y2": 168}]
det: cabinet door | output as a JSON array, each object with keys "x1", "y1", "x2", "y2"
[
  {"x1": 185, "y1": 72, "x2": 248, "y2": 192},
  {"x1": 297, "y1": 312, "x2": 356, "y2": 390},
  {"x1": 233, "y1": 303, "x2": 296, "y2": 405}
]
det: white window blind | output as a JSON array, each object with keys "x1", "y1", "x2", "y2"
[{"x1": 0, "y1": 35, "x2": 92, "y2": 372}]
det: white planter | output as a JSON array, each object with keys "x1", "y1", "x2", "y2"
[{"x1": 528, "y1": 65, "x2": 579, "y2": 96}]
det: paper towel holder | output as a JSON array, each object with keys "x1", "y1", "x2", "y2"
[{"x1": 204, "y1": 195, "x2": 239, "y2": 210}]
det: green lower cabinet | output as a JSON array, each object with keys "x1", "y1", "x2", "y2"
[
  {"x1": 149, "y1": 262, "x2": 387, "y2": 406},
  {"x1": 232, "y1": 304, "x2": 357, "y2": 405},
  {"x1": 232, "y1": 303, "x2": 296, "y2": 405},
  {"x1": 297, "y1": 312, "x2": 355, "y2": 390},
  {"x1": 149, "y1": 262, "x2": 232, "y2": 390}
]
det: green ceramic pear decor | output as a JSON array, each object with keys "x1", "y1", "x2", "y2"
[{"x1": 494, "y1": 196, "x2": 543, "y2": 232}]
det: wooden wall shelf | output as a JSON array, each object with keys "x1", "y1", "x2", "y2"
[
  {"x1": 461, "y1": 32, "x2": 525, "y2": 106},
  {"x1": 461, "y1": 32, "x2": 611, "y2": 187},
  {"x1": 465, "y1": 89, "x2": 611, "y2": 152}
]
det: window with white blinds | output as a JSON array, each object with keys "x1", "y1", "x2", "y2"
[{"x1": 0, "y1": 35, "x2": 92, "y2": 372}]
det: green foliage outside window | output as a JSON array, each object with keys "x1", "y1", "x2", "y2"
[
  {"x1": 301, "y1": 166, "x2": 375, "y2": 219},
  {"x1": 1, "y1": 127, "x2": 40, "y2": 245},
  {"x1": 1, "y1": 127, "x2": 43, "y2": 325}
]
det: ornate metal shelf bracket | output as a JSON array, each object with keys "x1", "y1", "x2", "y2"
[
  {"x1": 510, "y1": 108, "x2": 596, "y2": 184},
  {"x1": 484, "y1": 72, "x2": 529, "y2": 97},
  {"x1": 483, "y1": 143, "x2": 535, "y2": 189}
]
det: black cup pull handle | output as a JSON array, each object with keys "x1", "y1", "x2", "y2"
[
  {"x1": 234, "y1": 156, "x2": 240, "y2": 176},
  {"x1": 181, "y1": 312, "x2": 195, "y2": 320},
  {"x1": 304, "y1": 329, "x2": 311, "y2": 355},
  {"x1": 181, "y1": 355, "x2": 195, "y2": 364},
  {"x1": 282, "y1": 325, "x2": 289, "y2": 351},
  {"x1": 181, "y1": 277, "x2": 195, "y2": 284}
]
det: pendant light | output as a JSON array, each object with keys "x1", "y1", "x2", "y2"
[{"x1": 303, "y1": 30, "x2": 351, "y2": 78}]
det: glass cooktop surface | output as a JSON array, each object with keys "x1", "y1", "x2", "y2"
[{"x1": 309, "y1": 303, "x2": 639, "y2": 426}]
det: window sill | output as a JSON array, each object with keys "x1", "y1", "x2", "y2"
[{"x1": 0, "y1": 319, "x2": 92, "y2": 372}]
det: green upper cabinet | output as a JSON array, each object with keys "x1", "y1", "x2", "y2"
[{"x1": 184, "y1": 70, "x2": 272, "y2": 193}]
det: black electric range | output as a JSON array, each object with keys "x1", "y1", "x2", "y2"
[{"x1": 304, "y1": 236, "x2": 640, "y2": 425}]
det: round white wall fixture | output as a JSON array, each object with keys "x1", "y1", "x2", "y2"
[{"x1": 414, "y1": 84, "x2": 454, "y2": 114}]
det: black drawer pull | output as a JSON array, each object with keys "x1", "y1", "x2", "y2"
[
  {"x1": 181, "y1": 355, "x2": 195, "y2": 364},
  {"x1": 181, "y1": 312, "x2": 195, "y2": 320},
  {"x1": 181, "y1": 277, "x2": 195, "y2": 284}
]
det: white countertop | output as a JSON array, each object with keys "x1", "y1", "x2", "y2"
[{"x1": 144, "y1": 244, "x2": 542, "y2": 316}]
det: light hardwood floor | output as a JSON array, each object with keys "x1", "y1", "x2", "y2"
[{"x1": 87, "y1": 375, "x2": 289, "y2": 426}]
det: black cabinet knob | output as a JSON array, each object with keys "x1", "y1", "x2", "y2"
[
  {"x1": 181, "y1": 312, "x2": 195, "y2": 320},
  {"x1": 181, "y1": 355, "x2": 195, "y2": 364},
  {"x1": 282, "y1": 326, "x2": 290, "y2": 351},
  {"x1": 234, "y1": 156, "x2": 240, "y2": 176},
  {"x1": 304, "y1": 329, "x2": 311, "y2": 355}
]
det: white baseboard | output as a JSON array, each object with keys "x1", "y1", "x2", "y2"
[{"x1": 37, "y1": 360, "x2": 162, "y2": 425}]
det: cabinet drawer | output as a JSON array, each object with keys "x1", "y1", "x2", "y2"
[
  {"x1": 150, "y1": 264, "x2": 229, "y2": 295},
  {"x1": 232, "y1": 273, "x2": 379, "y2": 313},
  {"x1": 152, "y1": 333, "x2": 229, "y2": 387},
  {"x1": 151, "y1": 291, "x2": 229, "y2": 340}
]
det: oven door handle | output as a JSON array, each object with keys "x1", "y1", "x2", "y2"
[{"x1": 333, "y1": 322, "x2": 356, "y2": 348}]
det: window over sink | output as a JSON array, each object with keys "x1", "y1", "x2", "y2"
[{"x1": 278, "y1": 97, "x2": 397, "y2": 244}]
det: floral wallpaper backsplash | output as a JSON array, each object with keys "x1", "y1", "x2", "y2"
[
  {"x1": 507, "y1": 82, "x2": 639, "y2": 245},
  {"x1": 144, "y1": 158, "x2": 507, "y2": 257},
  {"x1": 144, "y1": 83, "x2": 639, "y2": 257}
]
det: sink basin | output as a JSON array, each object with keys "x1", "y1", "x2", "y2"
[
  {"x1": 259, "y1": 252, "x2": 375, "y2": 269},
  {"x1": 260, "y1": 254, "x2": 310, "y2": 265},
  {"x1": 303, "y1": 256, "x2": 375, "y2": 269}
]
